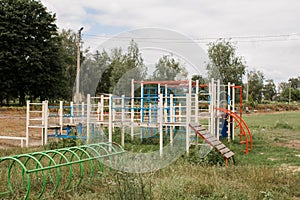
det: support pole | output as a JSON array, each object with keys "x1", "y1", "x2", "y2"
[
  {"x1": 108, "y1": 94, "x2": 113, "y2": 144},
  {"x1": 227, "y1": 82, "x2": 231, "y2": 142},
  {"x1": 170, "y1": 94, "x2": 174, "y2": 146},
  {"x1": 26, "y1": 100, "x2": 30, "y2": 147},
  {"x1": 232, "y1": 83, "x2": 235, "y2": 141},
  {"x1": 86, "y1": 94, "x2": 91, "y2": 143},
  {"x1": 216, "y1": 79, "x2": 220, "y2": 139},
  {"x1": 159, "y1": 93, "x2": 163, "y2": 156},
  {"x1": 59, "y1": 101, "x2": 63, "y2": 134},
  {"x1": 121, "y1": 95, "x2": 125, "y2": 147},
  {"x1": 186, "y1": 93, "x2": 191, "y2": 153},
  {"x1": 131, "y1": 79, "x2": 134, "y2": 140}
]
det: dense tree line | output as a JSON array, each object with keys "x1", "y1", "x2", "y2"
[
  {"x1": 1, "y1": 0, "x2": 299, "y2": 106},
  {"x1": 0, "y1": 0, "x2": 68, "y2": 105}
]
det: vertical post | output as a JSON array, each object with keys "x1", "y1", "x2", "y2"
[
  {"x1": 121, "y1": 95, "x2": 125, "y2": 147},
  {"x1": 195, "y1": 80, "x2": 199, "y2": 123},
  {"x1": 195, "y1": 80, "x2": 199, "y2": 148},
  {"x1": 170, "y1": 94, "x2": 174, "y2": 146},
  {"x1": 216, "y1": 79, "x2": 220, "y2": 139},
  {"x1": 86, "y1": 94, "x2": 91, "y2": 143},
  {"x1": 159, "y1": 93, "x2": 163, "y2": 156},
  {"x1": 108, "y1": 94, "x2": 113, "y2": 144},
  {"x1": 210, "y1": 78, "x2": 215, "y2": 136},
  {"x1": 70, "y1": 101, "x2": 74, "y2": 124},
  {"x1": 131, "y1": 79, "x2": 134, "y2": 140},
  {"x1": 42, "y1": 101, "x2": 48, "y2": 145},
  {"x1": 186, "y1": 93, "x2": 191, "y2": 154},
  {"x1": 100, "y1": 95, "x2": 104, "y2": 121},
  {"x1": 232, "y1": 84, "x2": 235, "y2": 141},
  {"x1": 59, "y1": 101, "x2": 63, "y2": 134},
  {"x1": 26, "y1": 100, "x2": 30, "y2": 147},
  {"x1": 140, "y1": 81, "x2": 144, "y2": 139},
  {"x1": 227, "y1": 82, "x2": 231, "y2": 142},
  {"x1": 140, "y1": 81, "x2": 144, "y2": 122}
]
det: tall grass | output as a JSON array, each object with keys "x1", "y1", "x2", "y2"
[{"x1": 1, "y1": 111, "x2": 300, "y2": 199}]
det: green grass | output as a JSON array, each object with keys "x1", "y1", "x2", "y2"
[{"x1": 1, "y1": 111, "x2": 300, "y2": 199}]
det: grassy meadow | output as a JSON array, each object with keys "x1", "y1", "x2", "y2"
[{"x1": 0, "y1": 111, "x2": 300, "y2": 199}]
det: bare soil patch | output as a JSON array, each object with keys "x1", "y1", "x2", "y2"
[{"x1": 275, "y1": 139, "x2": 300, "y2": 150}]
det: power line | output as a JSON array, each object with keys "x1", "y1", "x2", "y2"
[{"x1": 83, "y1": 33, "x2": 300, "y2": 43}]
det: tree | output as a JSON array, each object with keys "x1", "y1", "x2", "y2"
[
  {"x1": 92, "y1": 40, "x2": 146, "y2": 96},
  {"x1": 248, "y1": 70, "x2": 264, "y2": 102},
  {"x1": 192, "y1": 74, "x2": 207, "y2": 85},
  {"x1": 0, "y1": 0, "x2": 67, "y2": 105},
  {"x1": 59, "y1": 29, "x2": 78, "y2": 100},
  {"x1": 153, "y1": 54, "x2": 187, "y2": 81},
  {"x1": 263, "y1": 79, "x2": 276, "y2": 101},
  {"x1": 206, "y1": 39, "x2": 246, "y2": 86},
  {"x1": 278, "y1": 77, "x2": 300, "y2": 102}
]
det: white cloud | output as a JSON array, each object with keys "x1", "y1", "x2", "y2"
[{"x1": 40, "y1": 0, "x2": 300, "y2": 84}]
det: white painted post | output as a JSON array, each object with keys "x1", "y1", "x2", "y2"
[
  {"x1": 170, "y1": 94, "x2": 174, "y2": 146},
  {"x1": 195, "y1": 80, "x2": 199, "y2": 147},
  {"x1": 186, "y1": 93, "x2": 191, "y2": 153},
  {"x1": 131, "y1": 79, "x2": 134, "y2": 140},
  {"x1": 59, "y1": 101, "x2": 63, "y2": 134},
  {"x1": 140, "y1": 81, "x2": 144, "y2": 139},
  {"x1": 159, "y1": 93, "x2": 163, "y2": 156},
  {"x1": 86, "y1": 94, "x2": 91, "y2": 143},
  {"x1": 26, "y1": 100, "x2": 30, "y2": 147},
  {"x1": 210, "y1": 78, "x2": 215, "y2": 136},
  {"x1": 70, "y1": 101, "x2": 74, "y2": 124},
  {"x1": 108, "y1": 94, "x2": 113, "y2": 144},
  {"x1": 121, "y1": 95, "x2": 125, "y2": 147},
  {"x1": 232, "y1": 83, "x2": 235, "y2": 141},
  {"x1": 227, "y1": 82, "x2": 231, "y2": 142},
  {"x1": 216, "y1": 79, "x2": 220, "y2": 139},
  {"x1": 195, "y1": 80, "x2": 199, "y2": 124},
  {"x1": 100, "y1": 95, "x2": 104, "y2": 121},
  {"x1": 43, "y1": 101, "x2": 48, "y2": 145}
]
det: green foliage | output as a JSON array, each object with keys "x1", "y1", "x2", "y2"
[
  {"x1": 94, "y1": 40, "x2": 146, "y2": 96},
  {"x1": 192, "y1": 74, "x2": 207, "y2": 84},
  {"x1": 153, "y1": 54, "x2": 187, "y2": 80},
  {"x1": 206, "y1": 39, "x2": 246, "y2": 86},
  {"x1": 0, "y1": 0, "x2": 67, "y2": 104},
  {"x1": 263, "y1": 79, "x2": 276, "y2": 101},
  {"x1": 59, "y1": 29, "x2": 78, "y2": 100},
  {"x1": 248, "y1": 70, "x2": 264, "y2": 103},
  {"x1": 45, "y1": 138, "x2": 84, "y2": 150},
  {"x1": 185, "y1": 147, "x2": 226, "y2": 166}
]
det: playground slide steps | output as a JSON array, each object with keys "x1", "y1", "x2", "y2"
[{"x1": 189, "y1": 123, "x2": 235, "y2": 165}]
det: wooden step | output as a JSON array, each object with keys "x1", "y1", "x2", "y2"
[
  {"x1": 215, "y1": 144, "x2": 226, "y2": 150},
  {"x1": 219, "y1": 147, "x2": 230, "y2": 154},
  {"x1": 223, "y1": 151, "x2": 234, "y2": 159}
]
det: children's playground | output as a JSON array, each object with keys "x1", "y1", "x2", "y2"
[{"x1": 0, "y1": 78, "x2": 256, "y2": 199}]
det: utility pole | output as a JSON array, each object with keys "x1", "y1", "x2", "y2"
[{"x1": 75, "y1": 27, "x2": 84, "y2": 103}]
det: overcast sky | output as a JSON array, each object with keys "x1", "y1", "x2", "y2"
[{"x1": 40, "y1": 0, "x2": 300, "y2": 85}]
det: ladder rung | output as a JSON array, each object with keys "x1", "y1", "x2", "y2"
[
  {"x1": 223, "y1": 151, "x2": 234, "y2": 158},
  {"x1": 220, "y1": 147, "x2": 230, "y2": 154}
]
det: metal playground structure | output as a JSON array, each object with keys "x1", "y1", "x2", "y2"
[
  {"x1": 0, "y1": 78, "x2": 253, "y2": 199},
  {"x1": 23, "y1": 78, "x2": 252, "y2": 155}
]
